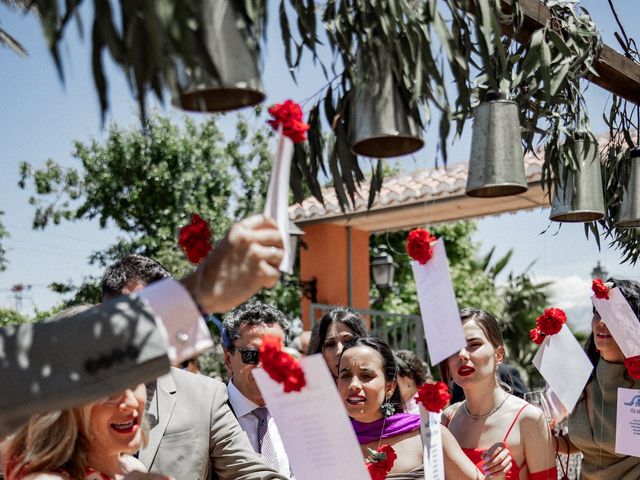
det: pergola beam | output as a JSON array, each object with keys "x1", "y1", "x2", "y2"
[{"x1": 501, "y1": 0, "x2": 640, "y2": 104}]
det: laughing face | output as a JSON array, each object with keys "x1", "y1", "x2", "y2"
[
  {"x1": 337, "y1": 345, "x2": 395, "y2": 423},
  {"x1": 447, "y1": 320, "x2": 504, "y2": 387},
  {"x1": 88, "y1": 383, "x2": 147, "y2": 458},
  {"x1": 592, "y1": 310, "x2": 624, "y2": 362}
]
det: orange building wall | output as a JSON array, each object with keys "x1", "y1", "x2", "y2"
[{"x1": 299, "y1": 224, "x2": 370, "y2": 329}]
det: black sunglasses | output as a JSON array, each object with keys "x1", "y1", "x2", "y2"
[{"x1": 233, "y1": 348, "x2": 260, "y2": 365}]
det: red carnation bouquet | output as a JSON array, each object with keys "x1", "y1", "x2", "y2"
[
  {"x1": 259, "y1": 335, "x2": 306, "y2": 393},
  {"x1": 415, "y1": 381, "x2": 451, "y2": 412},
  {"x1": 592, "y1": 279, "x2": 610, "y2": 300},
  {"x1": 267, "y1": 99, "x2": 310, "y2": 143},
  {"x1": 624, "y1": 356, "x2": 640, "y2": 380},
  {"x1": 366, "y1": 444, "x2": 397, "y2": 480},
  {"x1": 530, "y1": 307, "x2": 567, "y2": 345},
  {"x1": 178, "y1": 213, "x2": 213, "y2": 264},
  {"x1": 406, "y1": 228, "x2": 437, "y2": 264}
]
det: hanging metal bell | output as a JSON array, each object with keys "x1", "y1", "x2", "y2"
[
  {"x1": 615, "y1": 147, "x2": 640, "y2": 228},
  {"x1": 549, "y1": 137, "x2": 604, "y2": 223},
  {"x1": 351, "y1": 50, "x2": 423, "y2": 158},
  {"x1": 466, "y1": 96, "x2": 527, "y2": 197},
  {"x1": 175, "y1": 0, "x2": 265, "y2": 113}
]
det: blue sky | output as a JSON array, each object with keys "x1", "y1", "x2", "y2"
[{"x1": 0, "y1": 1, "x2": 638, "y2": 330}]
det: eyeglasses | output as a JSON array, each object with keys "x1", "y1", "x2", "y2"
[{"x1": 232, "y1": 348, "x2": 260, "y2": 365}]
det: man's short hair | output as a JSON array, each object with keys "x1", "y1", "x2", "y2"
[
  {"x1": 101, "y1": 254, "x2": 171, "y2": 299},
  {"x1": 223, "y1": 302, "x2": 291, "y2": 348}
]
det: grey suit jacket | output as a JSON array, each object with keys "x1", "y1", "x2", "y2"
[
  {"x1": 140, "y1": 367, "x2": 286, "y2": 480},
  {"x1": 0, "y1": 296, "x2": 170, "y2": 437}
]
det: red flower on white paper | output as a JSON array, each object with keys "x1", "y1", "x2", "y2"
[
  {"x1": 406, "y1": 228, "x2": 437, "y2": 264},
  {"x1": 624, "y1": 356, "x2": 640, "y2": 380},
  {"x1": 415, "y1": 381, "x2": 451, "y2": 412},
  {"x1": 267, "y1": 100, "x2": 310, "y2": 143},
  {"x1": 259, "y1": 335, "x2": 306, "y2": 392},
  {"x1": 592, "y1": 279, "x2": 610, "y2": 300},
  {"x1": 529, "y1": 327, "x2": 546, "y2": 345},
  {"x1": 535, "y1": 308, "x2": 567, "y2": 336}
]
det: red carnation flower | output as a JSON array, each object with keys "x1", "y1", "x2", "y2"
[
  {"x1": 592, "y1": 279, "x2": 610, "y2": 300},
  {"x1": 267, "y1": 99, "x2": 310, "y2": 143},
  {"x1": 366, "y1": 445, "x2": 397, "y2": 480},
  {"x1": 415, "y1": 381, "x2": 451, "y2": 412},
  {"x1": 624, "y1": 356, "x2": 640, "y2": 380},
  {"x1": 178, "y1": 213, "x2": 213, "y2": 264},
  {"x1": 259, "y1": 335, "x2": 306, "y2": 392},
  {"x1": 406, "y1": 228, "x2": 437, "y2": 264},
  {"x1": 529, "y1": 327, "x2": 546, "y2": 345},
  {"x1": 535, "y1": 308, "x2": 567, "y2": 336}
]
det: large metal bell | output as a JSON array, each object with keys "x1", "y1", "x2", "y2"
[
  {"x1": 465, "y1": 98, "x2": 527, "y2": 197},
  {"x1": 615, "y1": 147, "x2": 640, "y2": 228},
  {"x1": 351, "y1": 50, "x2": 423, "y2": 158},
  {"x1": 175, "y1": 0, "x2": 265, "y2": 113},
  {"x1": 549, "y1": 138, "x2": 604, "y2": 223}
]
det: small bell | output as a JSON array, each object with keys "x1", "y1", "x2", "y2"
[
  {"x1": 351, "y1": 49, "x2": 423, "y2": 158},
  {"x1": 465, "y1": 93, "x2": 527, "y2": 197},
  {"x1": 615, "y1": 147, "x2": 640, "y2": 228},
  {"x1": 549, "y1": 136, "x2": 604, "y2": 223},
  {"x1": 174, "y1": 0, "x2": 265, "y2": 112}
]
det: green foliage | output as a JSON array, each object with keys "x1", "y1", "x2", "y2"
[
  {"x1": 20, "y1": 111, "x2": 299, "y2": 310},
  {"x1": 0, "y1": 307, "x2": 30, "y2": 327},
  {"x1": 501, "y1": 271, "x2": 551, "y2": 389}
]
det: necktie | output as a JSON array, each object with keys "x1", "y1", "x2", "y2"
[{"x1": 253, "y1": 407, "x2": 280, "y2": 472}]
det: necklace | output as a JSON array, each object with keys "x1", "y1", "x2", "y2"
[{"x1": 463, "y1": 393, "x2": 509, "y2": 420}]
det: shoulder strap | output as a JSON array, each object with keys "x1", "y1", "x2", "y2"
[{"x1": 503, "y1": 403, "x2": 529, "y2": 442}]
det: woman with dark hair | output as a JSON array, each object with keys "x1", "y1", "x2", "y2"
[
  {"x1": 560, "y1": 278, "x2": 640, "y2": 479},
  {"x1": 440, "y1": 308, "x2": 556, "y2": 479},
  {"x1": 338, "y1": 336, "x2": 513, "y2": 479},
  {"x1": 394, "y1": 350, "x2": 433, "y2": 414},
  {"x1": 311, "y1": 307, "x2": 368, "y2": 379}
]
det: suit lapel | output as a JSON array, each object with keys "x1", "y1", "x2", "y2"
[{"x1": 139, "y1": 372, "x2": 176, "y2": 468}]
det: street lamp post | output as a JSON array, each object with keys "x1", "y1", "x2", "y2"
[{"x1": 591, "y1": 261, "x2": 609, "y2": 281}]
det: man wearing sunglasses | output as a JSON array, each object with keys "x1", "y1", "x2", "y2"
[{"x1": 223, "y1": 302, "x2": 294, "y2": 479}]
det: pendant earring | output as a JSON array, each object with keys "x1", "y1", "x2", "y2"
[{"x1": 380, "y1": 398, "x2": 395, "y2": 417}]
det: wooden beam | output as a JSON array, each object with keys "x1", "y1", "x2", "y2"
[{"x1": 501, "y1": 0, "x2": 640, "y2": 104}]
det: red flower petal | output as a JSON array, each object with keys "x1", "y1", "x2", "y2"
[
  {"x1": 178, "y1": 213, "x2": 213, "y2": 264},
  {"x1": 529, "y1": 327, "x2": 546, "y2": 345},
  {"x1": 624, "y1": 356, "x2": 640, "y2": 380},
  {"x1": 259, "y1": 335, "x2": 306, "y2": 392},
  {"x1": 592, "y1": 279, "x2": 610, "y2": 300},
  {"x1": 415, "y1": 381, "x2": 451, "y2": 412},
  {"x1": 406, "y1": 228, "x2": 437, "y2": 264},
  {"x1": 267, "y1": 99, "x2": 310, "y2": 143},
  {"x1": 366, "y1": 445, "x2": 397, "y2": 480},
  {"x1": 535, "y1": 308, "x2": 567, "y2": 336}
]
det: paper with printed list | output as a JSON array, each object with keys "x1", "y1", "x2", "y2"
[
  {"x1": 592, "y1": 287, "x2": 640, "y2": 358},
  {"x1": 263, "y1": 128, "x2": 294, "y2": 274},
  {"x1": 411, "y1": 238, "x2": 466, "y2": 366},
  {"x1": 253, "y1": 355, "x2": 370, "y2": 480},
  {"x1": 419, "y1": 407, "x2": 444, "y2": 480},
  {"x1": 615, "y1": 387, "x2": 640, "y2": 457},
  {"x1": 532, "y1": 325, "x2": 593, "y2": 413}
]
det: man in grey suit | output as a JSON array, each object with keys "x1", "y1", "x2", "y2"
[
  {"x1": 102, "y1": 254, "x2": 285, "y2": 480},
  {"x1": 223, "y1": 302, "x2": 295, "y2": 478},
  {"x1": 0, "y1": 214, "x2": 286, "y2": 449}
]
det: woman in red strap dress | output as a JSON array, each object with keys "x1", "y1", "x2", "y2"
[{"x1": 440, "y1": 308, "x2": 557, "y2": 480}]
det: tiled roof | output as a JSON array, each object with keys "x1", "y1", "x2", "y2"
[{"x1": 289, "y1": 151, "x2": 544, "y2": 223}]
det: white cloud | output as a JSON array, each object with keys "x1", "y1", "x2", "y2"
[{"x1": 532, "y1": 274, "x2": 593, "y2": 334}]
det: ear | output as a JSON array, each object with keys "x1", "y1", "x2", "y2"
[
  {"x1": 495, "y1": 345, "x2": 505, "y2": 365},
  {"x1": 224, "y1": 349, "x2": 233, "y2": 374},
  {"x1": 386, "y1": 380, "x2": 397, "y2": 399}
]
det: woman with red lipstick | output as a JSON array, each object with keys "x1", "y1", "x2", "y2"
[
  {"x1": 1, "y1": 384, "x2": 150, "y2": 480},
  {"x1": 339, "y1": 336, "x2": 514, "y2": 479},
  {"x1": 440, "y1": 308, "x2": 557, "y2": 479},
  {"x1": 559, "y1": 279, "x2": 640, "y2": 479}
]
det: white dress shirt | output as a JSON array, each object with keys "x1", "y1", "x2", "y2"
[{"x1": 227, "y1": 379, "x2": 294, "y2": 478}]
